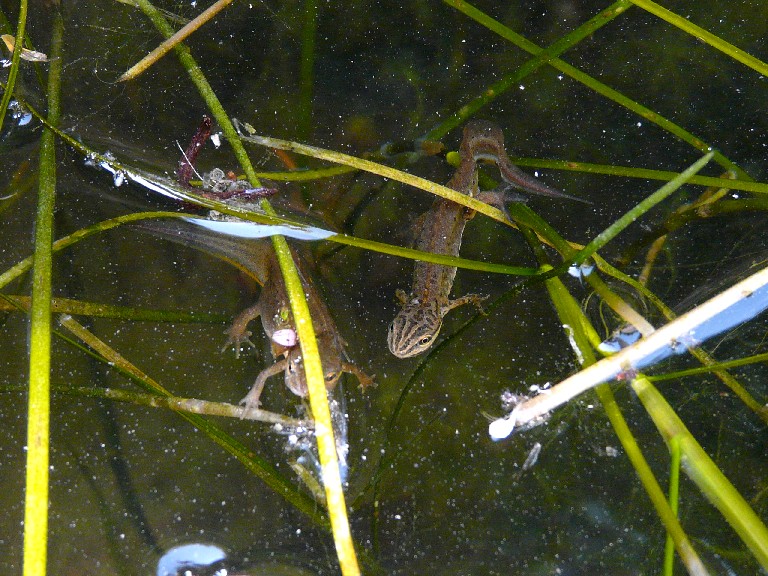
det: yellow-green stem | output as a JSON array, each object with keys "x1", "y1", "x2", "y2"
[
  {"x1": 632, "y1": 376, "x2": 768, "y2": 569},
  {"x1": 23, "y1": 9, "x2": 62, "y2": 576},
  {"x1": 264, "y1": 211, "x2": 361, "y2": 575},
  {"x1": 663, "y1": 437, "x2": 682, "y2": 576},
  {"x1": 0, "y1": 0, "x2": 27, "y2": 133},
  {"x1": 630, "y1": 0, "x2": 768, "y2": 76},
  {"x1": 119, "y1": 0, "x2": 234, "y2": 81},
  {"x1": 131, "y1": 0, "x2": 261, "y2": 187}
]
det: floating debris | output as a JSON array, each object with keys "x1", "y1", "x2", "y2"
[
  {"x1": 568, "y1": 261, "x2": 595, "y2": 279},
  {"x1": 598, "y1": 324, "x2": 642, "y2": 354},
  {"x1": 490, "y1": 264, "x2": 768, "y2": 439},
  {"x1": 521, "y1": 442, "x2": 542, "y2": 471},
  {"x1": 1, "y1": 34, "x2": 49, "y2": 63}
]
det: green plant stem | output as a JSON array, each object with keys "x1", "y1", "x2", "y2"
[
  {"x1": 253, "y1": 165, "x2": 355, "y2": 181},
  {"x1": 3, "y1": 382, "x2": 309, "y2": 427},
  {"x1": 571, "y1": 152, "x2": 714, "y2": 267},
  {"x1": 236, "y1": 127, "x2": 511, "y2": 224},
  {"x1": 131, "y1": 0, "x2": 261, "y2": 187},
  {"x1": 594, "y1": 383, "x2": 708, "y2": 575},
  {"x1": 119, "y1": 0, "x2": 234, "y2": 81},
  {"x1": 511, "y1": 159, "x2": 767, "y2": 195},
  {"x1": 442, "y1": 0, "x2": 748, "y2": 178},
  {"x1": 0, "y1": 211, "x2": 537, "y2": 305},
  {"x1": 432, "y1": 0, "x2": 632, "y2": 139},
  {"x1": 630, "y1": 0, "x2": 768, "y2": 77},
  {"x1": 263, "y1": 209, "x2": 361, "y2": 576},
  {"x1": 632, "y1": 376, "x2": 768, "y2": 569},
  {"x1": 649, "y1": 352, "x2": 768, "y2": 381},
  {"x1": 0, "y1": 0, "x2": 26, "y2": 133},
  {"x1": 0, "y1": 293, "x2": 228, "y2": 323},
  {"x1": 23, "y1": 10, "x2": 62, "y2": 576},
  {"x1": 664, "y1": 437, "x2": 682, "y2": 576}
]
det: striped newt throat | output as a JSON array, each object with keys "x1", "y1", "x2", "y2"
[{"x1": 387, "y1": 120, "x2": 582, "y2": 358}]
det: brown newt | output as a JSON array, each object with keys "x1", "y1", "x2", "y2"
[
  {"x1": 136, "y1": 219, "x2": 374, "y2": 409},
  {"x1": 387, "y1": 119, "x2": 585, "y2": 358}
]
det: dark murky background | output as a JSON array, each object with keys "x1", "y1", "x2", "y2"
[{"x1": 1, "y1": 0, "x2": 767, "y2": 574}]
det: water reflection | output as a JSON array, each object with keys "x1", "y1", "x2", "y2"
[
  {"x1": 157, "y1": 543, "x2": 227, "y2": 576},
  {"x1": 184, "y1": 217, "x2": 334, "y2": 242},
  {"x1": 2, "y1": 0, "x2": 767, "y2": 573}
]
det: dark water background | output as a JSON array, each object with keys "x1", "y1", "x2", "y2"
[{"x1": 0, "y1": 0, "x2": 766, "y2": 574}]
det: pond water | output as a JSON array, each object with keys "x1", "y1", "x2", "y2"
[{"x1": 1, "y1": 1, "x2": 766, "y2": 574}]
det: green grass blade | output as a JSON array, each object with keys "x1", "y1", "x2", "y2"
[
  {"x1": 118, "y1": 0, "x2": 234, "y2": 82},
  {"x1": 663, "y1": 437, "x2": 682, "y2": 576},
  {"x1": 131, "y1": 0, "x2": 262, "y2": 187},
  {"x1": 265, "y1": 220, "x2": 361, "y2": 575},
  {"x1": 0, "y1": 211, "x2": 538, "y2": 306},
  {"x1": 632, "y1": 376, "x2": 768, "y2": 569},
  {"x1": 630, "y1": 0, "x2": 768, "y2": 77},
  {"x1": 236, "y1": 126, "x2": 512, "y2": 223},
  {"x1": 572, "y1": 151, "x2": 714, "y2": 266},
  {"x1": 594, "y1": 383, "x2": 708, "y2": 574},
  {"x1": 23, "y1": 10, "x2": 62, "y2": 576},
  {"x1": 0, "y1": 0, "x2": 27, "y2": 133},
  {"x1": 513, "y1": 158, "x2": 768, "y2": 195},
  {"x1": 442, "y1": 0, "x2": 748, "y2": 178},
  {"x1": 432, "y1": 0, "x2": 632, "y2": 139},
  {"x1": 0, "y1": 293, "x2": 228, "y2": 323},
  {"x1": 15, "y1": 382, "x2": 311, "y2": 427},
  {"x1": 649, "y1": 352, "x2": 768, "y2": 382}
]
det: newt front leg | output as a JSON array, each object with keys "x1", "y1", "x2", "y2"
[
  {"x1": 389, "y1": 120, "x2": 584, "y2": 358},
  {"x1": 224, "y1": 302, "x2": 260, "y2": 358}
]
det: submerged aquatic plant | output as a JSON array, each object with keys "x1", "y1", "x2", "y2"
[{"x1": 1, "y1": 1, "x2": 767, "y2": 575}]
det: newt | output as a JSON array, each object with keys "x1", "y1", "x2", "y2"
[
  {"x1": 136, "y1": 219, "x2": 374, "y2": 410},
  {"x1": 387, "y1": 119, "x2": 585, "y2": 358}
]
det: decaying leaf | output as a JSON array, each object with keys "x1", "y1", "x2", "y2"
[{"x1": 1, "y1": 34, "x2": 49, "y2": 62}]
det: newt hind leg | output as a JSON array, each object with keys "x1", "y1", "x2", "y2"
[{"x1": 240, "y1": 358, "x2": 287, "y2": 414}]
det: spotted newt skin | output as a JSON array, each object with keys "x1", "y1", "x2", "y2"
[
  {"x1": 226, "y1": 240, "x2": 374, "y2": 409},
  {"x1": 387, "y1": 120, "x2": 584, "y2": 358},
  {"x1": 136, "y1": 220, "x2": 373, "y2": 409}
]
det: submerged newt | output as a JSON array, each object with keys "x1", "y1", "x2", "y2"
[
  {"x1": 136, "y1": 219, "x2": 373, "y2": 409},
  {"x1": 387, "y1": 120, "x2": 585, "y2": 358}
]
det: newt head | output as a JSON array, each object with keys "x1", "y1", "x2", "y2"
[
  {"x1": 460, "y1": 119, "x2": 506, "y2": 162},
  {"x1": 387, "y1": 298, "x2": 443, "y2": 358},
  {"x1": 283, "y1": 332, "x2": 343, "y2": 397},
  {"x1": 465, "y1": 119, "x2": 589, "y2": 203}
]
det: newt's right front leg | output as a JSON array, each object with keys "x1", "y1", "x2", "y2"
[{"x1": 224, "y1": 303, "x2": 262, "y2": 358}]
